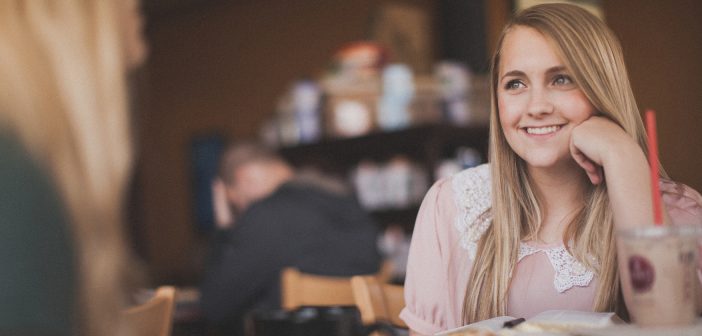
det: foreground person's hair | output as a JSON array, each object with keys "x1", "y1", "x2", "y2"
[{"x1": 0, "y1": 1, "x2": 139, "y2": 334}]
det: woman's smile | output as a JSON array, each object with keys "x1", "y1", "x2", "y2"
[{"x1": 524, "y1": 124, "x2": 563, "y2": 135}]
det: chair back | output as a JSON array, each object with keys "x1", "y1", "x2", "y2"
[
  {"x1": 375, "y1": 259, "x2": 394, "y2": 284},
  {"x1": 351, "y1": 275, "x2": 406, "y2": 328},
  {"x1": 122, "y1": 286, "x2": 176, "y2": 336},
  {"x1": 281, "y1": 268, "x2": 356, "y2": 310}
]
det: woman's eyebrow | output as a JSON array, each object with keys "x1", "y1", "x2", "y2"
[
  {"x1": 500, "y1": 65, "x2": 567, "y2": 82},
  {"x1": 545, "y1": 65, "x2": 568, "y2": 75},
  {"x1": 500, "y1": 70, "x2": 525, "y2": 81}
]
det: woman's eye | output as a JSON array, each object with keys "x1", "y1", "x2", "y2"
[
  {"x1": 504, "y1": 80, "x2": 524, "y2": 90},
  {"x1": 553, "y1": 74, "x2": 573, "y2": 86}
]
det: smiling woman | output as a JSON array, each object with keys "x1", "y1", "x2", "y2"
[{"x1": 398, "y1": 3, "x2": 702, "y2": 335}]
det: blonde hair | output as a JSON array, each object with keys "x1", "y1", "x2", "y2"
[
  {"x1": 0, "y1": 1, "x2": 137, "y2": 334},
  {"x1": 463, "y1": 3, "x2": 656, "y2": 323}
]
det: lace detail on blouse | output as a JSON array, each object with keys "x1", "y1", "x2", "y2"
[
  {"x1": 451, "y1": 164, "x2": 595, "y2": 292},
  {"x1": 451, "y1": 164, "x2": 492, "y2": 260},
  {"x1": 518, "y1": 244, "x2": 595, "y2": 293}
]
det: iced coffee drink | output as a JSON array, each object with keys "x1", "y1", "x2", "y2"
[{"x1": 618, "y1": 225, "x2": 700, "y2": 326}]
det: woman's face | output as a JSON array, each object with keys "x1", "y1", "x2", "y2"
[
  {"x1": 497, "y1": 26, "x2": 596, "y2": 170},
  {"x1": 120, "y1": 0, "x2": 148, "y2": 68}
]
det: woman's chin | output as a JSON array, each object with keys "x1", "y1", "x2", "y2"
[{"x1": 521, "y1": 155, "x2": 578, "y2": 171}]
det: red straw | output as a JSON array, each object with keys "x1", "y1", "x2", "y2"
[{"x1": 645, "y1": 109, "x2": 663, "y2": 225}]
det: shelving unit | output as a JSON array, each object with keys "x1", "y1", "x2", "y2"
[{"x1": 278, "y1": 123, "x2": 489, "y2": 230}]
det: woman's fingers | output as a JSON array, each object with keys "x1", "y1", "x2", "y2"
[{"x1": 571, "y1": 139, "x2": 604, "y2": 184}]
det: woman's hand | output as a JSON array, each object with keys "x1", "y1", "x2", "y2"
[
  {"x1": 569, "y1": 116, "x2": 640, "y2": 185},
  {"x1": 571, "y1": 115, "x2": 654, "y2": 230}
]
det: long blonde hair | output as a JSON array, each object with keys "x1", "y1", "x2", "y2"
[
  {"x1": 0, "y1": 1, "x2": 136, "y2": 334},
  {"x1": 463, "y1": 3, "x2": 655, "y2": 323}
]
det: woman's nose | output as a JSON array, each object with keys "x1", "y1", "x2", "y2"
[{"x1": 526, "y1": 89, "x2": 554, "y2": 117}]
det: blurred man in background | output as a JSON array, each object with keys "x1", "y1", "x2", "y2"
[{"x1": 200, "y1": 141, "x2": 381, "y2": 335}]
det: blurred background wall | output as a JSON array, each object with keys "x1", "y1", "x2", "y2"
[{"x1": 132, "y1": 0, "x2": 702, "y2": 284}]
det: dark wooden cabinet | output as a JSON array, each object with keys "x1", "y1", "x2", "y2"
[{"x1": 279, "y1": 124, "x2": 489, "y2": 230}]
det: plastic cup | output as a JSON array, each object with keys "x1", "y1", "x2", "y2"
[{"x1": 617, "y1": 225, "x2": 701, "y2": 327}]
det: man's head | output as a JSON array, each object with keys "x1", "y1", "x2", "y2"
[{"x1": 217, "y1": 141, "x2": 294, "y2": 212}]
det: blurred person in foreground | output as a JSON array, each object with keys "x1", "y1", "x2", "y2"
[
  {"x1": 0, "y1": 0, "x2": 147, "y2": 335},
  {"x1": 200, "y1": 141, "x2": 382, "y2": 335}
]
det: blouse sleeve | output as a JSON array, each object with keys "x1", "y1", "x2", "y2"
[
  {"x1": 661, "y1": 180, "x2": 702, "y2": 226},
  {"x1": 660, "y1": 180, "x2": 702, "y2": 271},
  {"x1": 400, "y1": 178, "x2": 457, "y2": 335}
]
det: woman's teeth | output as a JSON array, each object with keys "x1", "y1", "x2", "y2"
[{"x1": 526, "y1": 125, "x2": 560, "y2": 135}]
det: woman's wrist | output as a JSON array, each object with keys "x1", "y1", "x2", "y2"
[
  {"x1": 598, "y1": 135, "x2": 654, "y2": 230},
  {"x1": 601, "y1": 137, "x2": 646, "y2": 174}
]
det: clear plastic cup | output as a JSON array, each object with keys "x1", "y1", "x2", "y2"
[{"x1": 617, "y1": 225, "x2": 701, "y2": 326}]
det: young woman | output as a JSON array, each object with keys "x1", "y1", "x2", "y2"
[
  {"x1": 400, "y1": 4, "x2": 702, "y2": 335},
  {"x1": 0, "y1": 1, "x2": 146, "y2": 335}
]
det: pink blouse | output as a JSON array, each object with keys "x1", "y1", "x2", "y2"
[{"x1": 399, "y1": 164, "x2": 702, "y2": 335}]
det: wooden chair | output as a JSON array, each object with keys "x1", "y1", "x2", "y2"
[
  {"x1": 280, "y1": 261, "x2": 396, "y2": 310},
  {"x1": 351, "y1": 275, "x2": 406, "y2": 328},
  {"x1": 281, "y1": 268, "x2": 357, "y2": 310},
  {"x1": 122, "y1": 286, "x2": 176, "y2": 336},
  {"x1": 375, "y1": 259, "x2": 394, "y2": 284}
]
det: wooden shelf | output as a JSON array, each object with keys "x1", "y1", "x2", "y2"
[
  {"x1": 280, "y1": 124, "x2": 489, "y2": 176},
  {"x1": 278, "y1": 123, "x2": 489, "y2": 229}
]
